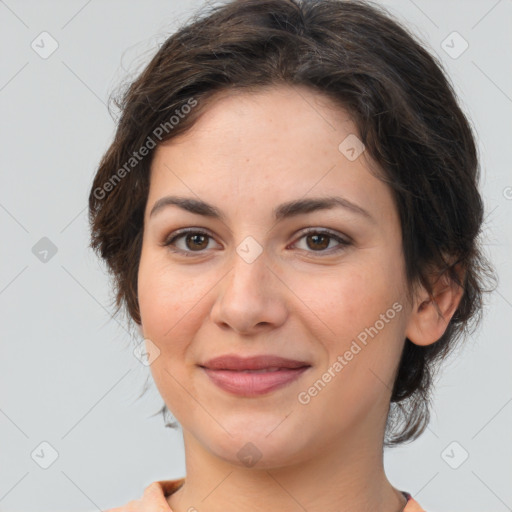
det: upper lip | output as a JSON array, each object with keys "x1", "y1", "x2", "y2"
[{"x1": 200, "y1": 354, "x2": 311, "y2": 371}]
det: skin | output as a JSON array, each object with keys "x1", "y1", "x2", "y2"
[{"x1": 135, "y1": 84, "x2": 463, "y2": 512}]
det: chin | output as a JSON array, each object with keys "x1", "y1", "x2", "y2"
[{"x1": 202, "y1": 426, "x2": 310, "y2": 470}]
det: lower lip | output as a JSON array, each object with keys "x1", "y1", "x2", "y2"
[{"x1": 201, "y1": 366, "x2": 310, "y2": 396}]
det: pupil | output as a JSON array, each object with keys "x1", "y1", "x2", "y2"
[
  {"x1": 188, "y1": 234, "x2": 207, "y2": 250},
  {"x1": 308, "y1": 234, "x2": 329, "y2": 250}
]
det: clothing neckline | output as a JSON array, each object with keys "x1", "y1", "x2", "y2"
[{"x1": 158, "y1": 478, "x2": 416, "y2": 510}]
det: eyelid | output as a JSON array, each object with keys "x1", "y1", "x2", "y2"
[
  {"x1": 290, "y1": 227, "x2": 352, "y2": 245},
  {"x1": 162, "y1": 226, "x2": 215, "y2": 244}
]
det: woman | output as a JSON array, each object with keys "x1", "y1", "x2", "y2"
[{"x1": 89, "y1": 0, "x2": 492, "y2": 510}]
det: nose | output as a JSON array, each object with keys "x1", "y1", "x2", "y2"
[{"x1": 209, "y1": 247, "x2": 288, "y2": 335}]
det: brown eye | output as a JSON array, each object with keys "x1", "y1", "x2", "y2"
[
  {"x1": 184, "y1": 233, "x2": 209, "y2": 251},
  {"x1": 292, "y1": 229, "x2": 351, "y2": 255},
  {"x1": 163, "y1": 229, "x2": 218, "y2": 257},
  {"x1": 305, "y1": 233, "x2": 330, "y2": 250}
]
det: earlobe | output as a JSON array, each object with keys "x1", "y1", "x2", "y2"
[{"x1": 405, "y1": 269, "x2": 465, "y2": 347}]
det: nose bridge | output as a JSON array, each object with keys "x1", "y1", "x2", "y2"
[
  {"x1": 226, "y1": 237, "x2": 272, "y2": 300},
  {"x1": 210, "y1": 237, "x2": 288, "y2": 332}
]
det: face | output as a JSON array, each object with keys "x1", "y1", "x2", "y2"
[{"x1": 137, "y1": 85, "x2": 413, "y2": 468}]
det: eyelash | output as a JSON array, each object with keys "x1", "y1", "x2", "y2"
[{"x1": 161, "y1": 227, "x2": 351, "y2": 258}]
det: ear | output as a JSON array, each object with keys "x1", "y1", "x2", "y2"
[{"x1": 405, "y1": 265, "x2": 465, "y2": 347}]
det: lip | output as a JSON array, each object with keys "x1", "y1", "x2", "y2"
[
  {"x1": 201, "y1": 367, "x2": 310, "y2": 396},
  {"x1": 199, "y1": 354, "x2": 311, "y2": 396},
  {"x1": 201, "y1": 354, "x2": 310, "y2": 371}
]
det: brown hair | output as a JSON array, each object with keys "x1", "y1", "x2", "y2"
[{"x1": 88, "y1": 0, "x2": 495, "y2": 446}]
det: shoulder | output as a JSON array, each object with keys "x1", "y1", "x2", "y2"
[
  {"x1": 403, "y1": 494, "x2": 427, "y2": 512},
  {"x1": 103, "y1": 479, "x2": 185, "y2": 512}
]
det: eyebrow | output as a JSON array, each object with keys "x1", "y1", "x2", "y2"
[{"x1": 149, "y1": 195, "x2": 374, "y2": 223}]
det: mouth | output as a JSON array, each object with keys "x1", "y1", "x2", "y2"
[
  {"x1": 216, "y1": 367, "x2": 297, "y2": 373},
  {"x1": 199, "y1": 354, "x2": 311, "y2": 396},
  {"x1": 200, "y1": 354, "x2": 310, "y2": 371}
]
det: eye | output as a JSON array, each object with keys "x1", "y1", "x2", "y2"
[
  {"x1": 162, "y1": 228, "x2": 219, "y2": 257},
  {"x1": 290, "y1": 228, "x2": 351, "y2": 255},
  {"x1": 162, "y1": 227, "x2": 351, "y2": 258}
]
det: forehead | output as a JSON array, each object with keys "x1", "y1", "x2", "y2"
[
  {"x1": 146, "y1": 84, "x2": 394, "y2": 225},
  {"x1": 149, "y1": 84, "x2": 362, "y2": 179},
  {"x1": 173, "y1": 84, "x2": 357, "y2": 146}
]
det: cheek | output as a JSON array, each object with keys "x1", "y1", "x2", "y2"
[
  {"x1": 137, "y1": 248, "x2": 208, "y2": 339},
  {"x1": 291, "y1": 262, "x2": 406, "y2": 426},
  {"x1": 137, "y1": 252, "x2": 210, "y2": 417},
  {"x1": 292, "y1": 253, "x2": 407, "y2": 400},
  {"x1": 294, "y1": 255, "x2": 405, "y2": 340}
]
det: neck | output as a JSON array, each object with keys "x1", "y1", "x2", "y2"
[{"x1": 167, "y1": 418, "x2": 406, "y2": 512}]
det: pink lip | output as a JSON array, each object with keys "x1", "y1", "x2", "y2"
[
  {"x1": 202, "y1": 367, "x2": 310, "y2": 396},
  {"x1": 201, "y1": 354, "x2": 310, "y2": 371},
  {"x1": 199, "y1": 354, "x2": 311, "y2": 396}
]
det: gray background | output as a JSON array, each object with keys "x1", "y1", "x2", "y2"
[{"x1": 1, "y1": 1, "x2": 511, "y2": 511}]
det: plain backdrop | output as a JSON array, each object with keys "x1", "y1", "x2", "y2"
[{"x1": 1, "y1": 1, "x2": 511, "y2": 511}]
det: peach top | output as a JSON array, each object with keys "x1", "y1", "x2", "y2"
[{"x1": 111, "y1": 477, "x2": 426, "y2": 511}]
